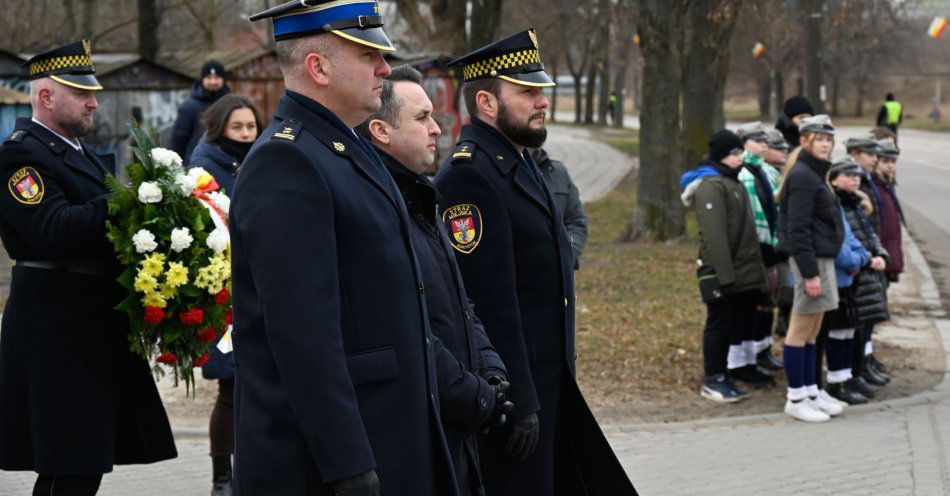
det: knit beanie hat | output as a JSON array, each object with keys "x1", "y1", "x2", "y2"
[
  {"x1": 201, "y1": 60, "x2": 226, "y2": 79},
  {"x1": 783, "y1": 95, "x2": 814, "y2": 119},
  {"x1": 709, "y1": 130, "x2": 743, "y2": 163}
]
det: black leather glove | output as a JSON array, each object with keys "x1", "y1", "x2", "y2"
[
  {"x1": 332, "y1": 469, "x2": 380, "y2": 496},
  {"x1": 484, "y1": 375, "x2": 514, "y2": 432},
  {"x1": 505, "y1": 412, "x2": 539, "y2": 462}
]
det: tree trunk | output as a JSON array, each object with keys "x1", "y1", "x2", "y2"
[
  {"x1": 623, "y1": 0, "x2": 687, "y2": 242},
  {"x1": 775, "y1": 68, "x2": 785, "y2": 118},
  {"x1": 757, "y1": 68, "x2": 771, "y2": 118},
  {"x1": 804, "y1": 0, "x2": 825, "y2": 114},
  {"x1": 830, "y1": 71, "x2": 840, "y2": 117},
  {"x1": 584, "y1": 61, "x2": 596, "y2": 124},
  {"x1": 550, "y1": 56, "x2": 558, "y2": 123},
  {"x1": 573, "y1": 74, "x2": 583, "y2": 124},
  {"x1": 138, "y1": 0, "x2": 160, "y2": 60},
  {"x1": 469, "y1": 0, "x2": 503, "y2": 50},
  {"x1": 81, "y1": 0, "x2": 96, "y2": 37},
  {"x1": 680, "y1": 0, "x2": 740, "y2": 174},
  {"x1": 612, "y1": 38, "x2": 631, "y2": 128}
]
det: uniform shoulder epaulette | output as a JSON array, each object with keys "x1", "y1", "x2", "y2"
[
  {"x1": 450, "y1": 142, "x2": 476, "y2": 165},
  {"x1": 5, "y1": 129, "x2": 29, "y2": 144},
  {"x1": 272, "y1": 119, "x2": 302, "y2": 141}
]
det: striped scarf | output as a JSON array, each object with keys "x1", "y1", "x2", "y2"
[{"x1": 738, "y1": 153, "x2": 778, "y2": 247}]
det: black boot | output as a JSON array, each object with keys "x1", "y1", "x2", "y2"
[
  {"x1": 212, "y1": 455, "x2": 232, "y2": 496},
  {"x1": 757, "y1": 348, "x2": 784, "y2": 371},
  {"x1": 868, "y1": 355, "x2": 892, "y2": 380},
  {"x1": 730, "y1": 365, "x2": 775, "y2": 386},
  {"x1": 849, "y1": 376, "x2": 878, "y2": 398},
  {"x1": 862, "y1": 357, "x2": 890, "y2": 386},
  {"x1": 827, "y1": 382, "x2": 867, "y2": 405}
]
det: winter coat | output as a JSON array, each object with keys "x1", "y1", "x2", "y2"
[
  {"x1": 777, "y1": 150, "x2": 845, "y2": 279},
  {"x1": 534, "y1": 148, "x2": 588, "y2": 269},
  {"x1": 684, "y1": 160, "x2": 767, "y2": 293},
  {"x1": 775, "y1": 113, "x2": 801, "y2": 148},
  {"x1": 837, "y1": 189, "x2": 890, "y2": 326},
  {"x1": 824, "y1": 208, "x2": 870, "y2": 331},
  {"x1": 171, "y1": 81, "x2": 230, "y2": 162},
  {"x1": 190, "y1": 138, "x2": 241, "y2": 194},
  {"x1": 873, "y1": 174, "x2": 905, "y2": 281}
]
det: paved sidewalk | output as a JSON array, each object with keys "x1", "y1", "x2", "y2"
[{"x1": 543, "y1": 123, "x2": 637, "y2": 202}]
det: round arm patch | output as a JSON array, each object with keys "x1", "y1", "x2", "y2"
[
  {"x1": 443, "y1": 203, "x2": 482, "y2": 254},
  {"x1": 8, "y1": 167, "x2": 45, "y2": 205}
]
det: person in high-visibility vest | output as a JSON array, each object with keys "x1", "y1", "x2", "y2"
[{"x1": 876, "y1": 93, "x2": 903, "y2": 135}]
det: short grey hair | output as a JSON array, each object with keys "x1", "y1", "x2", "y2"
[
  {"x1": 356, "y1": 65, "x2": 424, "y2": 139},
  {"x1": 275, "y1": 34, "x2": 337, "y2": 85}
]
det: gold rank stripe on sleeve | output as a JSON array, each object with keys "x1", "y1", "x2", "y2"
[
  {"x1": 28, "y1": 54, "x2": 93, "y2": 76},
  {"x1": 463, "y1": 49, "x2": 541, "y2": 81}
]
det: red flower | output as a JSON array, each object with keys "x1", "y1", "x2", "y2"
[
  {"x1": 198, "y1": 327, "x2": 218, "y2": 344},
  {"x1": 194, "y1": 353, "x2": 210, "y2": 367},
  {"x1": 224, "y1": 308, "x2": 233, "y2": 327},
  {"x1": 215, "y1": 288, "x2": 230, "y2": 306},
  {"x1": 156, "y1": 352, "x2": 178, "y2": 365},
  {"x1": 179, "y1": 308, "x2": 204, "y2": 327},
  {"x1": 143, "y1": 306, "x2": 165, "y2": 326}
]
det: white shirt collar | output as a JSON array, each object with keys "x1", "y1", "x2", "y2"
[{"x1": 31, "y1": 118, "x2": 83, "y2": 152}]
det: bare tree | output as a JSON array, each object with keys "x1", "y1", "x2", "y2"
[
  {"x1": 393, "y1": 0, "x2": 467, "y2": 54},
  {"x1": 138, "y1": 0, "x2": 162, "y2": 59},
  {"x1": 470, "y1": 0, "x2": 504, "y2": 50}
]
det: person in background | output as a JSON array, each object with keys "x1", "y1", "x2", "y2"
[
  {"x1": 735, "y1": 122, "x2": 782, "y2": 382},
  {"x1": 764, "y1": 129, "x2": 793, "y2": 339},
  {"x1": 681, "y1": 129, "x2": 766, "y2": 403},
  {"x1": 872, "y1": 140, "x2": 904, "y2": 284},
  {"x1": 190, "y1": 94, "x2": 263, "y2": 194},
  {"x1": 775, "y1": 115, "x2": 844, "y2": 423},
  {"x1": 531, "y1": 147, "x2": 588, "y2": 269},
  {"x1": 844, "y1": 134, "x2": 883, "y2": 232},
  {"x1": 876, "y1": 93, "x2": 903, "y2": 135},
  {"x1": 171, "y1": 60, "x2": 231, "y2": 162},
  {"x1": 775, "y1": 95, "x2": 814, "y2": 148}
]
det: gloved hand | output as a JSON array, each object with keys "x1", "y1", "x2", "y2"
[
  {"x1": 505, "y1": 412, "x2": 539, "y2": 462},
  {"x1": 484, "y1": 375, "x2": 513, "y2": 432},
  {"x1": 332, "y1": 469, "x2": 380, "y2": 496}
]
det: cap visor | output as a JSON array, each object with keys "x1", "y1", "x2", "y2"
[
  {"x1": 332, "y1": 27, "x2": 395, "y2": 51},
  {"x1": 50, "y1": 74, "x2": 102, "y2": 91},
  {"x1": 497, "y1": 70, "x2": 555, "y2": 88}
]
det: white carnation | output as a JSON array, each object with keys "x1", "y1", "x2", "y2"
[
  {"x1": 208, "y1": 191, "x2": 231, "y2": 215},
  {"x1": 132, "y1": 229, "x2": 158, "y2": 253},
  {"x1": 170, "y1": 227, "x2": 193, "y2": 252},
  {"x1": 150, "y1": 147, "x2": 183, "y2": 169},
  {"x1": 174, "y1": 173, "x2": 197, "y2": 195},
  {"x1": 137, "y1": 181, "x2": 163, "y2": 204},
  {"x1": 206, "y1": 227, "x2": 229, "y2": 253},
  {"x1": 187, "y1": 167, "x2": 208, "y2": 182}
]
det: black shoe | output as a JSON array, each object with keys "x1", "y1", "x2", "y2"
[
  {"x1": 863, "y1": 366, "x2": 889, "y2": 386},
  {"x1": 731, "y1": 365, "x2": 775, "y2": 385},
  {"x1": 211, "y1": 481, "x2": 232, "y2": 496},
  {"x1": 827, "y1": 382, "x2": 867, "y2": 405},
  {"x1": 869, "y1": 355, "x2": 890, "y2": 375},
  {"x1": 757, "y1": 349, "x2": 784, "y2": 371},
  {"x1": 849, "y1": 376, "x2": 878, "y2": 398}
]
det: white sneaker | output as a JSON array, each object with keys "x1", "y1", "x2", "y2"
[
  {"x1": 818, "y1": 389, "x2": 848, "y2": 409},
  {"x1": 785, "y1": 399, "x2": 830, "y2": 423},
  {"x1": 809, "y1": 395, "x2": 843, "y2": 416}
]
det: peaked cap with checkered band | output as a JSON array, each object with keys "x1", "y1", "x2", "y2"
[
  {"x1": 22, "y1": 40, "x2": 102, "y2": 91},
  {"x1": 450, "y1": 29, "x2": 555, "y2": 88}
]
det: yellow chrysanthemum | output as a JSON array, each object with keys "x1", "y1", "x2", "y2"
[
  {"x1": 142, "y1": 291, "x2": 167, "y2": 308},
  {"x1": 133, "y1": 269, "x2": 158, "y2": 294},
  {"x1": 165, "y1": 261, "x2": 189, "y2": 288},
  {"x1": 160, "y1": 284, "x2": 177, "y2": 299},
  {"x1": 140, "y1": 253, "x2": 166, "y2": 277}
]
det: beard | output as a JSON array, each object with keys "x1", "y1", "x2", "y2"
[
  {"x1": 55, "y1": 109, "x2": 94, "y2": 138},
  {"x1": 497, "y1": 101, "x2": 546, "y2": 149}
]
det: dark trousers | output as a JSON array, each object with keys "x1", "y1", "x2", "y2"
[
  {"x1": 815, "y1": 320, "x2": 829, "y2": 389},
  {"x1": 210, "y1": 378, "x2": 235, "y2": 456},
  {"x1": 703, "y1": 290, "x2": 758, "y2": 376},
  {"x1": 851, "y1": 324, "x2": 873, "y2": 377},
  {"x1": 33, "y1": 474, "x2": 102, "y2": 496}
]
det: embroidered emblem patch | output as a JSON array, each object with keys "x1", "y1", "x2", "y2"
[
  {"x1": 443, "y1": 204, "x2": 482, "y2": 254},
  {"x1": 8, "y1": 167, "x2": 44, "y2": 205}
]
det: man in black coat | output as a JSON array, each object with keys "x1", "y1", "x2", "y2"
[
  {"x1": 170, "y1": 59, "x2": 230, "y2": 162},
  {"x1": 0, "y1": 40, "x2": 177, "y2": 496},
  {"x1": 357, "y1": 64, "x2": 513, "y2": 496},
  {"x1": 435, "y1": 29, "x2": 637, "y2": 495},
  {"x1": 531, "y1": 147, "x2": 588, "y2": 270},
  {"x1": 232, "y1": 3, "x2": 459, "y2": 495}
]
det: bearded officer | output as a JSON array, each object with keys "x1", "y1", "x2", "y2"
[
  {"x1": 233, "y1": 2, "x2": 458, "y2": 495},
  {"x1": 0, "y1": 40, "x2": 177, "y2": 496},
  {"x1": 435, "y1": 30, "x2": 638, "y2": 495}
]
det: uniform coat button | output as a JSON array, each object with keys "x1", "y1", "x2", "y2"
[
  {"x1": 564, "y1": 298, "x2": 568, "y2": 307},
  {"x1": 425, "y1": 337, "x2": 431, "y2": 346},
  {"x1": 479, "y1": 397, "x2": 488, "y2": 408},
  {"x1": 418, "y1": 284, "x2": 425, "y2": 294}
]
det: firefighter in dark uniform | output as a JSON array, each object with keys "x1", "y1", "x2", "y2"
[
  {"x1": 0, "y1": 41, "x2": 177, "y2": 496},
  {"x1": 435, "y1": 30, "x2": 638, "y2": 495},
  {"x1": 357, "y1": 64, "x2": 513, "y2": 496},
  {"x1": 233, "y1": 2, "x2": 459, "y2": 495}
]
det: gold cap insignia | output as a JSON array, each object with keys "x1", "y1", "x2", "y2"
[
  {"x1": 529, "y1": 30, "x2": 539, "y2": 49},
  {"x1": 82, "y1": 39, "x2": 91, "y2": 55},
  {"x1": 333, "y1": 142, "x2": 346, "y2": 152}
]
